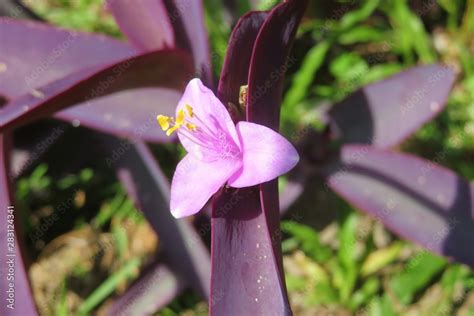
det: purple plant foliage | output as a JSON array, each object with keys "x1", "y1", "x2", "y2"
[
  {"x1": 284, "y1": 64, "x2": 474, "y2": 268},
  {"x1": 0, "y1": 133, "x2": 37, "y2": 316},
  {"x1": 0, "y1": 0, "x2": 472, "y2": 315},
  {"x1": 217, "y1": 11, "x2": 269, "y2": 114},
  {"x1": 108, "y1": 0, "x2": 212, "y2": 84},
  {"x1": 163, "y1": 0, "x2": 212, "y2": 84},
  {"x1": 107, "y1": 263, "x2": 185, "y2": 315},
  {"x1": 211, "y1": 1, "x2": 308, "y2": 315},
  {"x1": 325, "y1": 145, "x2": 474, "y2": 266},
  {"x1": 328, "y1": 64, "x2": 456, "y2": 149},
  {"x1": 104, "y1": 137, "x2": 211, "y2": 297},
  {"x1": 0, "y1": 19, "x2": 134, "y2": 100},
  {"x1": 0, "y1": 47, "x2": 193, "y2": 140},
  {"x1": 0, "y1": 2, "x2": 210, "y2": 315},
  {"x1": 0, "y1": 19, "x2": 195, "y2": 142},
  {"x1": 107, "y1": 0, "x2": 175, "y2": 51}
]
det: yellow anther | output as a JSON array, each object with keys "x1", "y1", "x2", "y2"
[
  {"x1": 185, "y1": 122, "x2": 197, "y2": 131},
  {"x1": 157, "y1": 105, "x2": 197, "y2": 136},
  {"x1": 176, "y1": 109, "x2": 185, "y2": 125},
  {"x1": 185, "y1": 104, "x2": 194, "y2": 117},
  {"x1": 157, "y1": 115, "x2": 171, "y2": 131},
  {"x1": 166, "y1": 125, "x2": 180, "y2": 136}
]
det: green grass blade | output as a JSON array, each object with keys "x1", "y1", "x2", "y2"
[
  {"x1": 361, "y1": 242, "x2": 403, "y2": 277},
  {"x1": 339, "y1": 0, "x2": 380, "y2": 31},
  {"x1": 282, "y1": 40, "x2": 330, "y2": 109},
  {"x1": 77, "y1": 257, "x2": 141, "y2": 315},
  {"x1": 390, "y1": 252, "x2": 447, "y2": 305}
]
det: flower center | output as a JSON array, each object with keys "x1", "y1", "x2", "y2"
[{"x1": 157, "y1": 105, "x2": 239, "y2": 159}]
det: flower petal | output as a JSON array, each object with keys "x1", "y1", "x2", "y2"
[
  {"x1": 228, "y1": 122, "x2": 299, "y2": 188},
  {"x1": 176, "y1": 79, "x2": 240, "y2": 160},
  {"x1": 170, "y1": 154, "x2": 242, "y2": 218}
]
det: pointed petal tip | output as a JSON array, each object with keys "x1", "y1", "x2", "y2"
[
  {"x1": 170, "y1": 208, "x2": 186, "y2": 219},
  {"x1": 176, "y1": 78, "x2": 241, "y2": 157},
  {"x1": 170, "y1": 198, "x2": 201, "y2": 218},
  {"x1": 291, "y1": 148, "x2": 300, "y2": 167},
  {"x1": 186, "y1": 78, "x2": 205, "y2": 92},
  {"x1": 228, "y1": 121, "x2": 300, "y2": 188},
  {"x1": 189, "y1": 77, "x2": 202, "y2": 85}
]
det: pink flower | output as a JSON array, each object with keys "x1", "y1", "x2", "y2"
[{"x1": 157, "y1": 79, "x2": 299, "y2": 218}]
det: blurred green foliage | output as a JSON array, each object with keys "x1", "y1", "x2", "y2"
[{"x1": 25, "y1": 0, "x2": 121, "y2": 36}]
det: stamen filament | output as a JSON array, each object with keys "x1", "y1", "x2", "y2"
[
  {"x1": 190, "y1": 113, "x2": 218, "y2": 139},
  {"x1": 166, "y1": 125, "x2": 180, "y2": 136},
  {"x1": 178, "y1": 128, "x2": 217, "y2": 150}
]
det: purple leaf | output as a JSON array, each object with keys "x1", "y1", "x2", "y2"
[
  {"x1": 107, "y1": 0, "x2": 175, "y2": 51},
  {"x1": 211, "y1": 188, "x2": 292, "y2": 314},
  {"x1": 279, "y1": 176, "x2": 305, "y2": 213},
  {"x1": 326, "y1": 145, "x2": 474, "y2": 267},
  {"x1": 328, "y1": 65, "x2": 455, "y2": 149},
  {"x1": 109, "y1": 1, "x2": 212, "y2": 84},
  {"x1": 108, "y1": 263, "x2": 185, "y2": 315},
  {"x1": 217, "y1": 11, "x2": 268, "y2": 111},
  {"x1": 247, "y1": 0, "x2": 308, "y2": 129},
  {"x1": 104, "y1": 138, "x2": 211, "y2": 298},
  {"x1": 0, "y1": 133, "x2": 38, "y2": 316},
  {"x1": 0, "y1": 18, "x2": 136, "y2": 99},
  {"x1": 163, "y1": 0, "x2": 212, "y2": 85},
  {"x1": 0, "y1": 49, "x2": 194, "y2": 142},
  {"x1": 0, "y1": 19, "x2": 194, "y2": 142},
  {"x1": 55, "y1": 88, "x2": 182, "y2": 143},
  {"x1": 247, "y1": 0, "x2": 308, "y2": 276},
  {"x1": 280, "y1": 127, "x2": 332, "y2": 214},
  {"x1": 210, "y1": 10, "x2": 270, "y2": 315},
  {"x1": 210, "y1": 1, "x2": 307, "y2": 314}
]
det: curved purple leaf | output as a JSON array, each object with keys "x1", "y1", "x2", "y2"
[
  {"x1": 0, "y1": 50, "x2": 194, "y2": 142},
  {"x1": 0, "y1": 133, "x2": 38, "y2": 315},
  {"x1": 108, "y1": 0, "x2": 211, "y2": 84},
  {"x1": 0, "y1": 19, "x2": 193, "y2": 142},
  {"x1": 328, "y1": 64, "x2": 455, "y2": 149},
  {"x1": 55, "y1": 88, "x2": 182, "y2": 143},
  {"x1": 210, "y1": 11, "x2": 273, "y2": 316},
  {"x1": 217, "y1": 11, "x2": 268, "y2": 110},
  {"x1": 0, "y1": 18, "x2": 136, "y2": 99},
  {"x1": 163, "y1": 0, "x2": 212, "y2": 85},
  {"x1": 104, "y1": 138, "x2": 210, "y2": 299},
  {"x1": 211, "y1": 12, "x2": 276, "y2": 316},
  {"x1": 326, "y1": 145, "x2": 474, "y2": 267},
  {"x1": 211, "y1": 1, "x2": 307, "y2": 315},
  {"x1": 280, "y1": 127, "x2": 332, "y2": 214},
  {"x1": 212, "y1": 188, "x2": 292, "y2": 315},
  {"x1": 108, "y1": 263, "x2": 185, "y2": 315},
  {"x1": 107, "y1": 0, "x2": 175, "y2": 51},
  {"x1": 246, "y1": 0, "x2": 308, "y2": 274},
  {"x1": 247, "y1": 0, "x2": 308, "y2": 129},
  {"x1": 279, "y1": 176, "x2": 305, "y2": 213}
]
